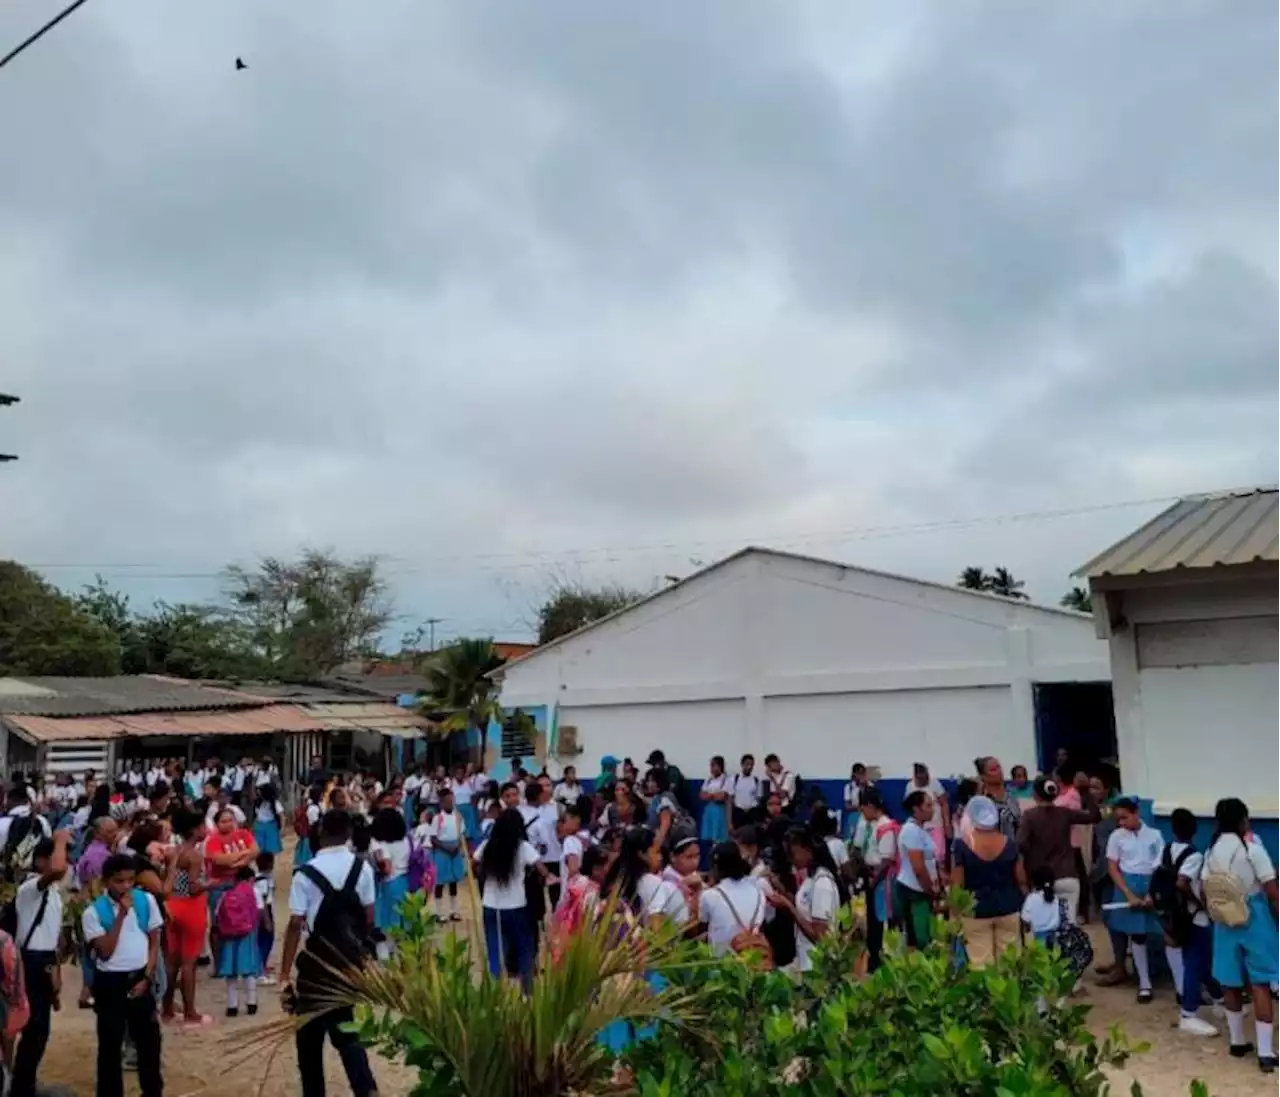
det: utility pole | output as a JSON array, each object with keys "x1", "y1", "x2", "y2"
[
  {"x1": 0, "y1": 393, "x2": 17, "y2": 463},
  {"x1": 424, "y1": 617, "x2": 443, "y2": 652}
]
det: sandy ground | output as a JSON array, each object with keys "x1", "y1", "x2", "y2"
[{"x1": 32, "y1": 848, "x2": 1275, "y2": 1097}]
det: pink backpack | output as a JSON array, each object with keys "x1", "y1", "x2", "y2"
[{"x1": 216, "y1": 881, "x2": 259, "y2": 939}]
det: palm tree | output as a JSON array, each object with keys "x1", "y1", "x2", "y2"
[
  {"x1": 419, "y1": 637, "x2": 531, "y2": 764},
  {"x1": 1060, "y1": 586, "x2": 1092, "y2": 613},
  {"x1": 986, "y1": 567, "x2": 1028, "y2": 600},
  {"x1": 957, "y1": 566, "x2": 990, "y2": 592}
]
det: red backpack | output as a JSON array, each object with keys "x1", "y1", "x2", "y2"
[
  {"x1": 293, "y1": 803, "x2": 311, "y2": 838},
  {"x1": 216, "y1": 881, "x2": 259, "y2": 939}
]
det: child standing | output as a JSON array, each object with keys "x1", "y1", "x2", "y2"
[
  {"x1": 370, "y1": 808, "x2": 412, "y2": 950},
  {"x1": 252, "y1": 785, "x2": 284, "y2": 856},
  {"x1": 1103, "y1": 798, "x2": 1165, "y2": 1003},
  {"x1": 254, "y1": 853, "x2": 276, "y2": 985},
  {"x1": 1021, "y1": 867, "x2": 1062, "y2": 943},
  {"x1": 81, "y1": 854, "x2": 163, "y2": 1097},
  {"x1": 1161, "y1": 808, "x2": 1218, "y2": 1036},
  {"x1": 214, "y1": 865, "x2": 263, "y2": 1017},
  {"x1": 429, "y1": 789, "x2": 466, "y2": 922}
]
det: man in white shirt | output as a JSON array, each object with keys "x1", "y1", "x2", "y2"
[
  {"x1": 731, "y1": 755, "x2": 764, "y2": 831},
  {"x1": 10, "y1": 829, "x2": 70, "y2": 1096},
  {"x1": 81, "y1": 852, "x2": 164, "y2": 1097},
  {"x1": 279, "y1": 811, "x2": 379, "y2": 1097},
  {"x1": 0, "y1": 784, "x2": 53, "y2": 849},
  {"x1": 763, "y1": 754, "x2": 796, "y2": 809},
  {"x1": 553, "y1": 765, "x2": 583, "y2": 809}
]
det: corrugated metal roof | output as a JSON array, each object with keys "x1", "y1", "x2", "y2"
[
  {"x1": 2, "y1": 715, "x2": 126, "y2": 742},
  {"x1": 1077, "y1": 487, "x2": 1279, "y2": 578},
  {"x1": 0, "y1": 676, "x2": 265, "y2": 717},
  {"x1": 2, "y1": 703, "x2": 329, "y2": 744},
  {"x1": 297, "y1": 702, "x2": 429, "y2": 730}
]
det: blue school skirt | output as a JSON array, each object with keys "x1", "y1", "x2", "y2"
[
  {"x1": 376, "y1": 874, "x2": 411, "y2": 931},
  {"x1": 699, "y1": 801, "x2": 729, "y2": 843},
  {"x1": 458, "y1": 804, "x2": 479, "y2": 842},
  {"x1": 294, "y1": 836, "x2": 313, "y2": 866},
  {"x1": 402, "y1": 794, "x2": 418, "y2": 828},
  {"x1": 1212, "y1": 893, "x2": 1279, "y2": 989},
  {"x1": 843, "y1": 812, "x2": 858, "y2": 841},
  {"x1": 433, "y1": 847, "x2": 466, "y2": 887},
  {"x1": 1104, "y1": 872, "x2": 1158, "y2": 936},
  {"x1": 254, "y1": 818, "x2": 283, "y2": 855},
  {"x1": 596, "y1": 971, "x2": 667, "y2": 1052},
  {"x1": 216, "y1": 933, "x2": 262, "y2": 979},
  {"x1": 870, "y1": 878, "x2": 890, "y2": 924}
]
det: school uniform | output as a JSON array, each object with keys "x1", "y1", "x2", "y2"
[
  {"x1": 371, "y1": 838, "x2": 411, "y2": 931},
  {"x1": 451, "y1": 780, "x2": 479, "y2": 842},
  {"x1": 428, "y1": 811, "x2": 467, "y2": 887},
  {"x1": 473, "y1": 838, "x2": 539, "y2": 989},
  {"x1": 1168, "y1": 843, "x2": 1216, "y2": 1014},
  {"x1": 1202, "y1": 834, "x2": 1279, "y2": 990},
  {"x1": 253, "y1": 800, "x2": 284, "y2": 855},
  {"x1": 730, "y1": 773, "x2": 764, "y2": 830},
  {"x1": 1103, "y1": 824, "x2": 1164, "y2": 936},
  {"x1": 295, "y1": 803, "x2": 322, "y2": 866},
  {"x1": 842, "y1": 781, "x2": 871, "y2": 839},
  {"x1": 699, "y1": 774, "x2": 731, "y2": 844},
  {"x1": 254, "y1": 871, "x2": 275, "y2": 972},
  {"x1": 11, "y1": 875, "x2": 63, "y2": 1097},
  {"x1": 793, "y1": 867, "x2": 840, "y2": 973},
  {"x1": 82, "y1": 890, "x2": 164, "y2": 1097}
]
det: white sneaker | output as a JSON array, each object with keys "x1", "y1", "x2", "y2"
[{"x1": 1179, "y1": 1014, "x2": 1219, "y2": 1037}]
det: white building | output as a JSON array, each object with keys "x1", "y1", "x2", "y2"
[
  {"x1": 1079, "y1": 486, "x2": 1278, "y2": 842},
  {"x1": 496, "y1": 547, "x2": 1111, "y2": 787}
]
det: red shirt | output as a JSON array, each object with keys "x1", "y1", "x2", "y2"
[{"x1": 205, "y1": 828, "x2": 254, "y2": 884}]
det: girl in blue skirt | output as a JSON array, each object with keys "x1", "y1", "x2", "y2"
[
  {"x1": 293, "y1": 785, "x2": 323, "y2": 867},
  {"x1": 214, "y1": 866, "x2": 263, "y2": 1016},
  {"x1": 1103, "y1": 798, "x2": 1165, "y2": 1003},
  {"x1": 699, "y1": 756, "x2": 731, "y2": 853},
  {"x1": 429, "y1": 788, "x2": 466, "y2": 922},
  {"x1": 843, "y1": 763, "x2": 872, "y2": 840},
  {"x1": 452, "y1": 765, "x2": 480, "y2": 843},
  {"x1": 371, "y1": 807, "x2": 413, "y2": 943},
  {"x1": 253, "y1": 784, "x2": 284, "y2": 855}
]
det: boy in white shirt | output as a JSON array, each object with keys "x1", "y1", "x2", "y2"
[{"x1": 81, "y1": 853, "x2": 165, "y2": 1097}]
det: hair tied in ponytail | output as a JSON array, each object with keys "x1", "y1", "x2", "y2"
[{"x1": 1044, "y1": 780, "x2": 1058, "y2": 797}]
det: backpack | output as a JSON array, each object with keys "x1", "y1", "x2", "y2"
[
  {"x1": 91, "y1": 890, "x2": 150, "y2": 935},
  {"x1": 1048, "y1": 898, "x2": 1094, "y2": 977},
  {"x1": 296, "y1": 858, "x2": 374, "y2": 987},
  {"x1": 0, "y1": 815, "x2": 46, "y2": 936},
  {"x1": 215, "y1": 882, "x2": 259, "y2": 939},
  {"x1": 293, "y1": 803, "x2": 311, "y2": 839},
  {"x1": 406, "y1": 837, "x2": 433, "y2": 895},
  {"x1": 1202, "y1": 837, "x2": 1253, "y2": 928},
  {"x1": 713, "y1": 885, "x2": 773, "y2": 970},
  {"x1": 1152, "y1": 846, "x2": 1197, "y2": 942}
]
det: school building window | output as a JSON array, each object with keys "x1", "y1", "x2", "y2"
[{"x1": 500, "y1": 713, "x2": 535, "y2": 760}]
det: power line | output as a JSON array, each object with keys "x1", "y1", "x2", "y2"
[
  {"x1": 25, "y1": 491, "x2": 1178, "y2": 578},
  {"x1": 0, "y1": 0, "x2": 94, "y2": 71}
]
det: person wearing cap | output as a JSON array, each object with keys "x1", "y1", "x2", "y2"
[
  {"x1": 951, "y1": 795, "x2": 1025, "y2": 967},
  {"x1": 595, "y1": 756, "x2": 620, "y2": 799}
]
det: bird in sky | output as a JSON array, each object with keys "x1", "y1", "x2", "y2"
[{"x1": 235, "y1": 57, "x2": 247, "y2": 71}]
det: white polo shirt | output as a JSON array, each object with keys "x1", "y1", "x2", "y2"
[
  {"x1": 15, "y1": 876, "x2": 63, "y2": 952},
  {"x1": 732, "y1": 774, "x2": 763, "y2": 812},
  {"x1": 288, "y1": 847, "x2": 376, "y2": 931},
  {"x1": 82, "y1": 891, "x2": 163, "y2": 972},
  {"x1": 1105, "y1": 824, "x2": 1165, "y2": 876}
]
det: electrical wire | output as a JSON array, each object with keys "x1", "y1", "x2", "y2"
[{"x1": 0, "y1": 0, "x2": 95, "y2": 71}]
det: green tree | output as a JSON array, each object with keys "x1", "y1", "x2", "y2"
[
  {"x1": 956, "y1": 566, "x2": 1029, "y2": 601},
  {"x1": 957, "y1": 566, "x2": 989, "y2": 592},
  {"x1": 0, "y1": 561, "x2": 121, "y2": 675},
  {"x1": 75, "y1": 576, "x2": 146, "y2": 672},
  {"x1": 223, "y1": 549, "x2": 394, "y2": 679},
  {"x1": 1060, "y1": 586, "x2": 1093, "y2": 613},
  {"x1": 535, "y1": 580, "x2": 645, "y2": 645}
]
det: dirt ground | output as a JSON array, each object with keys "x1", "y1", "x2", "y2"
[{"x1": 35, "y1": 848, "x2": 1275, "y2": 1097}]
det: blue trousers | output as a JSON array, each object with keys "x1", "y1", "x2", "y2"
[
  {"x1": 1181, "y1": 922, "x2": 1218, "y2": 1010},
  {"x1": 483, "y1": 905, "x2": 535, "y2": 992}
]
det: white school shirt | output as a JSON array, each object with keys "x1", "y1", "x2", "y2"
[
  {"x1": 732, "y1": 774, "x2": 763, "y2": 812},
  {"x1": 825, "y1": 836, "x2": 850, "y2": 869},
  {"x1": 472, "y1": 840, "x2": 540, "y2": 910},
  {"x1": 699, "y1": 877, "x2": 773, "y2": 955},
  {"x1": 852, "y1": 816, "x2": 897, "y2": 869},
  {"x1": 553, "y1": 780, "x2": 582, "y2": 807},
  {"x1": 1020, "y1": 891, "x2": 1061, "y2": 935},
  {"x1": 371, "y1": 838, "x2": 410, "y2": 879},
  {"x1": 255, "y1": 765, "x2": 279, "y2": 788},
  {"x1": 0, "y1": 807, "x2": 51, "y2": 848},
  {"x1": 1203, "y1": 834, "x2": 1276, "y2": 899},
  {"x1": 912, "y1": 779, "x2": 946, "y2": 831},
  {"x1": 702, "y1": 774, "x2": 731, "y2": 800},
  {"x1": 254, "y1": 872, "x2": 275, "y2": 913},
  {"x1": 420, "y1": 781, "x2": 440, "y2": 807},
  {"x1": 403, "y1": 775, "x2": 423, "y2": 797},
  {"x1": 1169, "y1": 843, "x2": 1211, "y2": 928},
  {"x1": 82, "y1": 891, "x2": 163, "y2": 972},
  {"x1": 145, "y1": 768, "x2": 163, "y2": 789},
  {"x1": 537, "y1": 804, "x2": 562, "y2": 864},
  {"x1": 766, "y1": 769, "x2": 796, "y2": 803},
  {"x1": 428, "y1": 811, "x2": 464, "y2": 848},
  {"x1": 230, "y1": 766, "x2": 247, "y2": 793},
  {"x1": 306, "y1": 803, "x2": 322, "y2": 828},
  {"x1": 126, "y1": 770, "x2": 143, "y2": 788},
  {"x1": 637, "y1": 873, "x2": 689, "y2": 923},
  {"x1": 288, "y1": 848, "x2": 376, "y2": 931},
  {"x1": 16, "y1": 876, "x2": 64, "y2": 952},
  {"x1": 470, "y1": 772, "x2": 491, "y2": 796},
  {"x1": 449, "y1": 779, "x2": 473, "y2": 807},
  {"x1": 1105, "y1": 824, "x2": 1164, "y2": 876},
  {"x1": 412, "y1": 822, "x2": 433, "y2": 847},
  {"x1": 794, "y1": 867, "x2": 839, "y2": 972},
  {"x1": 255, "y1": 800, "x2": 281, "y2": 824},
  {"x1": 896, "y1": 820, "x2": 938, "y2": 892}
]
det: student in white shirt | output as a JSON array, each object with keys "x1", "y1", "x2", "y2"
[
  {"x1": 82, "y1": 853, "x2": 165, "y2": 1097},
  {"x1": 557, "y1": 803, "x2": 587, "y2": 904},
  {"x1": 278, "y1": 811, "x2": 379, "y2": 1097},
  {"x1": 699, "y1": 841, "x2": 773, "y2": 957},
  {"x1": 763, "y1": 754, "x2": 795, "y2": 809},
  {"x1": 10, "y1": 829, "x2": 70, "y2": 1096},
  {"x1": 1158, "y1": 809, "x2": 1218, "y2": 1036},
  {"x1": 473, "y1": 809, "x2": 556, "y2": 990},
  {"x1": 699, "y1": 755, "x2": 732, "y2": 846},
  {"x1": 842, "y1": 763, "x2": 873, "y2": 840},
  {"x1": 731, "y1": 754, "x2": 764, "y2": 831},
  {"x1": 0, "y1": 785, "x2": 53, "y2": 848},
  {"x1": 1103, "y1": 798, "x2": 1165, "y2": 1002},
  {"x1": 909, "y1": 763, "x2": 950, "y2": 863},
  {"x1": 370, "y1": 807, "x2": 413, "y2": 945},
  {"x1": 427, "y1": 788, "x2": 466, "y2": 922},
  {"x1": 1021, "y1": 868, "x2": 1062, "y2": 941},
  {"x1": 1201, "y1": 798, "x2": 1278, "y2": 1069},
  {"x1": 603, "y1": 826, "x2": 689, "y2": 925},
  {"x1": 896, "y1": 789, "x2": 941, "y2": 949},
  {"x1": 766, "y1": 828, "x2": 841, "y2": 972},
  {"x1": 553, "y1": 766, "x2": 583, "y2": 809}
]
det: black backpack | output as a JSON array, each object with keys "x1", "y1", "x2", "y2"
[
  {"x1": 1152, "y1": 845, "x2": 1197, "y2": 944},
  {"x1": 295, "y1": 858, "x2": 374, "y2": 1000},
  {"x1": 0, "y1": 815, "x2": 44, "y2": 936}
]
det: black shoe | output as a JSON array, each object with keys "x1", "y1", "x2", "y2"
[
  {"x1": 1260, "y1": 1057, "x2": 1278, "y2": 1074},
  {"x1": 197, "y1": 956, "x2": 212, "y2": 967},
  {"x1": 226, "y1": 1007, "x2": 239, "y2": 1018},
  {"x1": 1230, "y1": 1043, "x2": 1256, "y2": 1058},
  {"x1": 1137, "y1": 989, "x2": 1153, "y2": 1004},
  {"x1": 247, "y1": 1003, "x2": 258, "y2": 1017}
]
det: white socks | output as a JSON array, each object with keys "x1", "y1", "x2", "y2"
[
  {"x1": 227, "y1": 982, "x2": 238, "y2": 1010},
  {"x1": 244, "y1": 977, "x2": 258, "y2": 1007},
  {"x1": 448, "y1": 892, "x2": 459, "y2": 916},
  {"x1": 1165, "y1": 946, "x2": 1185, "y2": 999},
  {"x1": 1226, "y1": 1009, "x2": 1246, "y2": 1045},
  {"x1": 1258, "y1": 1020, "x2": 1274, "y2": 1058},
  {"x1": 1130, "y1": 941, "x2": 1151, "y2": 991}
]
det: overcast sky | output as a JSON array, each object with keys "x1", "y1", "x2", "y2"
[{"x1": 1, "y1": 0, "x2": 1275, "y2": 645}]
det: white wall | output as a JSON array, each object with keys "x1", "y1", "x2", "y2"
[{"x1": 500, "y1": 549, "x2": 1110, "y2": 779}]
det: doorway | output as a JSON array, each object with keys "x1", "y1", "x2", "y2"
[{"x1": 1033, "y1": 681, "x2": 1119, "y2": 787}]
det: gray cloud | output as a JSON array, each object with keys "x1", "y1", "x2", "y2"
[{"x1": 0, "y1": 0, "x2": 1274, "y2": 636}]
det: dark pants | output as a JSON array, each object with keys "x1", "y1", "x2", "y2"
[
  {"x1": 93, "y1": 969, "x2": 163, "y2": 1097},
  {"x1": 1181, "y1": 922, "x2": 1220, "y2": 1009},
  {"x1": 296, "y1": 1007, "x2": 377, "y2": 1097},
  {"x1": 865, "y1": 906, "x2": 885, "y2": 973},
  {"x1": 11, "y1": 951, "x2": 56, "y2": 1097},
  {"x1": 484, "y1": 905, "x2": 535, "y2": 991}
]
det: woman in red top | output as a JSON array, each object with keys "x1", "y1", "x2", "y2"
[{"x1": 204, "y1": 809, "x2": 258, "y2": 954}]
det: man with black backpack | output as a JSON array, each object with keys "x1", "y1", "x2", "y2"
[
  {"x1": 279, "y1": 811, "x2": 379, "y2": 1097},
  {"x1": 1156, "y1": 808, "x2": 1221, "y2": 1037}
]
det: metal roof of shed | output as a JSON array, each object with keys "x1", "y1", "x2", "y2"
[{"x1": 1076, "y1": 486, "x2": 1278, "y2": 578}]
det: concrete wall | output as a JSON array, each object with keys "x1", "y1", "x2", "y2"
[
  {"x1": 1095, "y1": 567, "x2": 1278, "y2": 826},
  {"x1": 500, "y1": 549, "x2": 1109, "y2": 782}
]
